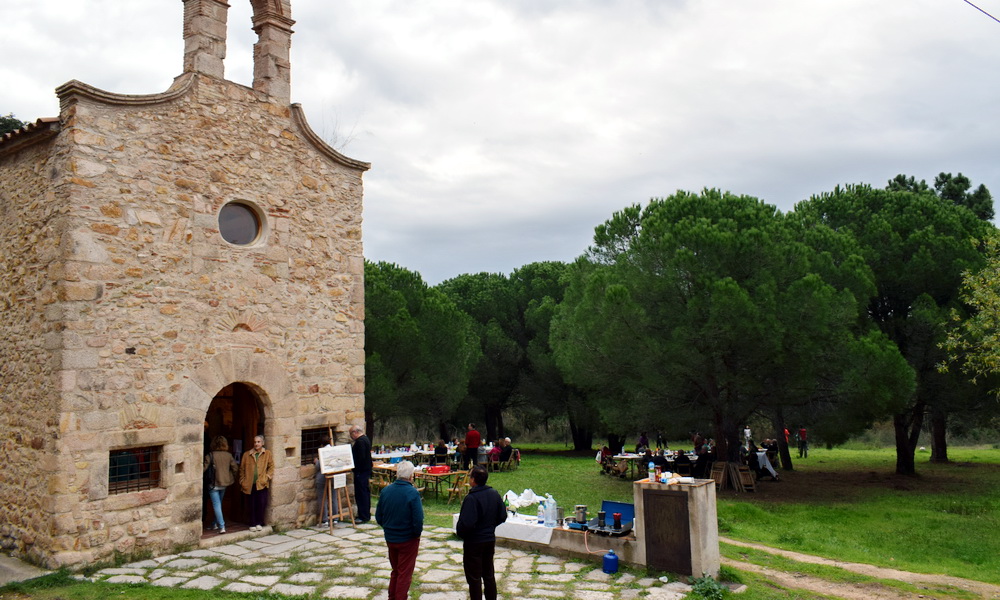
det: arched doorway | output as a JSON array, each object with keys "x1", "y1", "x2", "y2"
[{"x1": 203, "y1": 382, "x2": 265, "y2": 533}]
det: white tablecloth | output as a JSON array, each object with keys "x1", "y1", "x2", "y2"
[
  {"x1": 452, "y1": 512, "x2": 554, "y2": 544},
  {"x1": 372, "y1": 451, "x2": 413, "y2": 461},
  {"x1": 756, "y1": 451, "x2": 779, "y2": 478}
]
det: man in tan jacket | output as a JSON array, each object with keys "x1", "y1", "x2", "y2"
[{"x1": 239, "y1": 435, "x2": 275, "y2": 531}]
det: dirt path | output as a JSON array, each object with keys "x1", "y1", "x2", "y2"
[{"x1": 721, "y1": 537, "x2": 1000, "y2": 600}]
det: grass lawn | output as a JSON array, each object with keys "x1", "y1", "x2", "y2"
[{"x1": 715, "y1": 445, "x2": 1000, "y2": 583}]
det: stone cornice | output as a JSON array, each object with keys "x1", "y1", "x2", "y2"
[
  {"x1": 290, "y1": 104, "x2": 371, "y2": 172},
  {"x1": 55, "y1": 73, "x2": 197, "y2": 114},
  {"x1": 252, "y1": 11, "x2": 296, "y2": 33}
]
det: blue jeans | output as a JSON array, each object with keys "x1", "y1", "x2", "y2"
[{"x1": 209, "y1": 487, "x2": 227, "y2": 529}]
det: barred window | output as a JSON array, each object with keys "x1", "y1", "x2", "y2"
[
  {"x1": 109, "y1": 446, "x2": 162, "y2": 494},
  {"x1": 301, "y1": 427, "x2": 336, "y2": 466}
]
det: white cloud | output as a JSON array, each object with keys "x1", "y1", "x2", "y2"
[{"x1": 5, "y1": 0, "x2": 1000, "y2": 283}]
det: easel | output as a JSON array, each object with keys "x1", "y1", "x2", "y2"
[
  {"x1": 321, "y1": 470, "x2": 355, "y2": 531},
  {"x1": 317, "y1": 426, "x2": 355, "y2": 532}
]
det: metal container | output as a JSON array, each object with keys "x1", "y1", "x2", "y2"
[
  {"x1": 556, "y1": 507, "x2": 565, "y2": 527},
  {"x1": 574, "y1": 504, "x2": 587, "y2": 524},
  {"x1": 597, "y1": 511, "x2": 606, "y2": 528}
]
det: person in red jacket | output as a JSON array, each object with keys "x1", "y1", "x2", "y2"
[{"x1": 464, "y1": 423, "x2": 481, "y2": 470}]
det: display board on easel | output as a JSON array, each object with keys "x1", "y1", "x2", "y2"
[{"x1": 319, "y1": 443, "x2": 355, "y2": 529}]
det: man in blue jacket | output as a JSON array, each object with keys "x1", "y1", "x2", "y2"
[
  {"x1": 375, "y1": 460, "x2": 423, "y2": 600},
  {"x1": 456, "y1": 466, "x2": 508, "y2": 600}
]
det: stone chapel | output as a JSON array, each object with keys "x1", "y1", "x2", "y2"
[{"x1": 0, "y1": 0, "x2": 368, "y2": 567}]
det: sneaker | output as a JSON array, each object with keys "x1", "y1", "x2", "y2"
[
  {"x1": 210, "y1": 524, "x2": 220, "y2": 530},
  {"x1": 218, "y1": 528, "x2": 226, "y2": 534},
  {"x1": 320, "y1": 521, "x2": 329, "y2": 527}
]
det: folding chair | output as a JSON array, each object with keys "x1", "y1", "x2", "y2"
[
  {"x1": 447, "y1": 471, "x2": 471, "y2": 504},
  {"x1": 370, "y1": 470, "x2": 391, "y2": 496},
  {"x1": 501, "y1": 453, "x2": 517, "y2": 472},
  {"x1": 736, "y1": 465, "x2": 756, "y2": 492},
  {"x1": 710, "y1": 462, "x2": 725, "y2": 490}
]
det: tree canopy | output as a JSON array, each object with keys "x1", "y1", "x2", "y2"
[
  {"x1": 364, "y1": 261, "x2": 480, "y2": 441},
  {"x1": 0, "y1": 113, "x2": 25, "y2": 135},
  {"x1": 551, "y1": 189, "x2": 913, "y2": 462},
  {"x1": 795, "y1": 181, "x2": 994, "y2": 473}
]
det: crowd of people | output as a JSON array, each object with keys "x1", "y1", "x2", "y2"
[
  {"x1": 203, "y1": 422, "x2": 517, "y2": 599},
  {"x1": 203, "y1": 422, "x2": 816, "y2": 599},
  {"x1": 600, "y1": 424, "x2": 812, "y2": 484}
]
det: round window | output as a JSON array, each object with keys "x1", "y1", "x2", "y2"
[{"x1": 219, "y1": 202, "x2": 262, "y2": 245}]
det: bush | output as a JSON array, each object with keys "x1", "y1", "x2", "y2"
[{"x1": 691, "y1": 573, "x2": 727, "y2": 600}]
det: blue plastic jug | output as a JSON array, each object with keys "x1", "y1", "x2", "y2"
[{"x1": 602, "y1": 549, "x2": 619, "y2": 574}]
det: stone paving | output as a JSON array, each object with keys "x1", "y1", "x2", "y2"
[{"x1": 86, "y1": 522, "x2": 693, "y2": 599}]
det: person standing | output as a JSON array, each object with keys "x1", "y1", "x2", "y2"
[
  {"x1": 350, "y1": 425, "x2": 373, "y2": 522},
  {"x1": 456, "y1": 466, "x2": 508, "y2": 600},
  {"x1": 798, "y1": 427, "x2": 808, "y2": 458},
  {"x1": 636, "y1": 431, "x2": 649, "y2": 453},
  {"x1": 743, "y1": 425, "x2": 752, "y2": 447},
  {"x1": 375, "y1": 461, "x2": 423, "y2": 600},
  {"x1": 464, "y1": 423, "x2": 481, "y2": 470},
  {"x1": 204, "y1": 435, "x2": 238, "y2": 534},
  {"x1": 239, "y1": 434, "x2": 274, "y2": 532}
]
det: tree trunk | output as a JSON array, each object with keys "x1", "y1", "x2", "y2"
[
  {"x1": 930, "y1": 408, "x2": 949, "y2": 463},
  {"x1": 438, "y1": 420, "x2": 450, "y2": 443},
  {"x1": 771, "y1": 409, "x2": 794, "y2": 471},
  {"x1": 893, "y1": 402, "x2": 925, "y2": 475},
  {"x1": 568, "y1": 413, "x2": 593, "y2": 451},
  {"x1": 714, "y1": 411, "x2": 741, "y2": 463},
  {"x1": 365, "y1": 409, "x2": 375, "y2": 445},
  {"x1": 484, "y1": 404, "x2": 502, "y2": 442}
]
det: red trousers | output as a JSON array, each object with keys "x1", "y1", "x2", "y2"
[{"x1": 386, "y1": 536, "x2": 420, "y2": 600}]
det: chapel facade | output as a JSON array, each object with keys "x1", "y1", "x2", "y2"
[{"x1": 0, "y1": 0, "x2": 368, "y2": 567}]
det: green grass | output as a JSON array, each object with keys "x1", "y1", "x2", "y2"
[{"x1": 715, "y1": 446, "x2": 1000, "y2": 583}]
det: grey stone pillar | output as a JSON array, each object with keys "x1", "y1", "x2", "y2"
[
  {"x1": 182, "y1": 0, "x2": 230, "y2": 79},
  {"x1": 251, "y1": 1, "x2": 295, "y2": 104},
  {"x1": 633, "y1": 479, "x2": 720, "y2": 578}
]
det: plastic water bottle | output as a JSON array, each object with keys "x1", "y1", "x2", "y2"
[
  {"x1": 602, "y1": 549, "x2": 619, "y2": 574},
  {"x1": 544, "y1": 495, "x2": 556, "y2": 528},
  {"x1": 648, "y1": 462, "x2": 655, "y2": 482},
  {"x1": 537, "y1": 503, "x2": 545, "y2": 524}
]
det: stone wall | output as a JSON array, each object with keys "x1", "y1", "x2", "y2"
[
  {"x1": 0, "y1": 134, "x2": 67, "y2": 566},
  {"x1": 0, "y1": 72, "x2": 367, "y2": 567}
]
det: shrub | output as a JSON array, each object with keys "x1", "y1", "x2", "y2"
[{"x1": 691, "y1": 573, "x2": 727, "y2": 600}]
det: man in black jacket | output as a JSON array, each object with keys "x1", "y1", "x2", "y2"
[
  {"x1": 350, "y1": 425, "x2": 373, "y2": 522},
  {"x1": 455, "y1": 466, "x2": 507, "y2": 600}
]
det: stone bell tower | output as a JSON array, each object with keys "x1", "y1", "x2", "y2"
[
  {"x1": 0, "y1": 0, "x2": 368, "y2": 567},
  {"x1": 183, "y1": 0, "x2": 295, "y2": 103}
]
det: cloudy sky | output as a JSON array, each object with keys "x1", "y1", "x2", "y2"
[{"x1": 5, "y1": 1, "x2": 1000, "y2": 283}]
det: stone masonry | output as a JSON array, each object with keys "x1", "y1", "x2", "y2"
[{"x1": 0, "y1": 0, "x2": 369, "y2": 568}]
